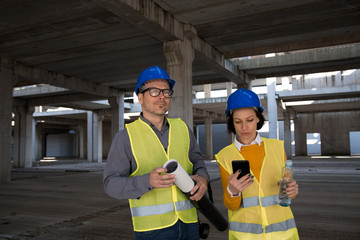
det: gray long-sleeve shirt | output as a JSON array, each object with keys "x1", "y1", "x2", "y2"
[{"x1": 103, "y1": 115, "x2": 209, "y2": 200}]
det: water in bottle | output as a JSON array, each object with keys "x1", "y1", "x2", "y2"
[{"x1": 278, "y1": 160, "x2": 294, "y2": 207}]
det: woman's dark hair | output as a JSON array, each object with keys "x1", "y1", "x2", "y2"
[{"x1": 226, "y1": 107, "x2": 265, "y2": 134}]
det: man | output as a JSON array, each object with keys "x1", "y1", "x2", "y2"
[{"x1": 103, "y1": 65, "x2": 209, "y2": 240}]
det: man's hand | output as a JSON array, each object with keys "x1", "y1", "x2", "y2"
[
  {"x1": 189, "y1": 175, "x2": 208, "y2": 201},
  {"x1": 149, "y1": 167, "x2": 176, "y2": 188}
]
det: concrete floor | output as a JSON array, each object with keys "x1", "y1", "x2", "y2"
[{"x1": 0, "y1": 156, "x2": 360, "y2": 240}]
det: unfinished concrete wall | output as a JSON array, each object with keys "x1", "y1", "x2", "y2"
[
  {"x1": 33, "y1": 121, "x2": 112, "y2": 160},
  {"x1": 292, "y1": 69, "x2": 360, "y2": 155},
  {"x1": 296, "y1": 111, "x2": 360, "y2": 155},
  {"x1": 292, "y1": 69, "x2": 360, "y2": 89}
]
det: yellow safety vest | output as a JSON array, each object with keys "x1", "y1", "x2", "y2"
[
  {"x1": 215, "y1": 138, "x2": 299, "y2": 240},
  {"x1": 126, "y1": 118, "x2": 198, "y2": 232}
]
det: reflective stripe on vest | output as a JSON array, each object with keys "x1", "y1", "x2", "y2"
[
  {"x1": 230, "y1": 221, "x2": 263, "y2": 234},
  {"x1": 230, "y1": 218, "x2": 296, "y2": 234},
  {"x1": 131, "y1": 200, "x2": 194, "y2": 217},
  {"x1": 175, "y1": 199, "x2": 195, "y2": 212},
  {"x1": 241, "y1": 195, "x2": 279, "y2": 208},
  {"x1": 261, "y1": 195, "x2": 279, "y2": 207},
  {"x1": 265, "y1": 218, "x2": 297, "y2": 233}
]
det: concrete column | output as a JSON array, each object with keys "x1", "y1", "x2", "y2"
[
  {"x1": 96, "y1": 114, "x2": 104, "y2": 163},
  {"x1": 92, "y1": 112, "x2": 99, "y2": 163},
  {"x1": 78, "y1": 124, "x2": 84, "y2": 159},
  {"x1": 204, "y1": 116, "x2": 213, "y2": 159},
  {"x1": 238, "y1": 83, "x2": 250, "y2": 89},
  {"x1": 164, "y1": 37, "x2": 195, "y2": 129},
  {"x1": 237, "y1": 75, "x2": 251, "y2": 90},
  {"x1": 294, "y1": 114, "x2": 306, "y2": 156},
  {"x1": 24, "y1": 106, "x2": 35, "y2": 168},
  {"x1": 13, "y1": 106, "x2": 26, "y2": 167},
  {"x1": 74, "y1": 128, "x2": 79, "y2": 158},
  {"x1": 87, "y1": 111, "x2": 104, "y2": 162},
  {"x1": 109, "y1": 93, "x2": 124, "y2": 140},
  {"x1": 0, "y1": 61, "x2": 13, "y2": 183},
  {"x1": 226, "y1": 82, "x2": 233, "y2": 96},
  {"x1": 226, "y1": 82, "x2": 233, "y2": 144},
  {"x1": 283, "y1": 109, "x2": 292, "y2": 159},
  {"x1": 12, "y1": 107, "x2": 22, "y2": 168},
  {"x1": 40, "y1": 126, "x2": 46, "y2": 159},
  {"x1": 35, "y1": 121, "x2": 42, "y2": 161},
  {"x1": 87, "y1": 111, "x2": 93, "y2": 162},
  {"x1": 12, "y1": 104, "x2": 35, "y2": 168},
  {"x1": 204, "y1": 84, "x2": 211, "y2": 98},
  {"x1": 266, "y1": 77, "x2": 278, "y2": 139}
]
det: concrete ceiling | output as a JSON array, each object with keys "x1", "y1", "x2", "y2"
[{"x1": 2, "y1": 0, "x2": 360, "y2": 120}]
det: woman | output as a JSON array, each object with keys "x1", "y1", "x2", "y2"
[{"x1": 215, "y1": 88, "x2": 299, "y2": 240}]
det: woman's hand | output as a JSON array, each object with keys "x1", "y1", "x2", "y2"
[
  {"x1": 284, "y1": 180, "x2": 299, "y2": 199},
  {"x1": 228, "y1": 171, "x2": 254, "y2": 196}
]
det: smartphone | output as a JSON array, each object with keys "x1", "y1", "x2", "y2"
[{"x1": 232, "y1": 160, "x2": 250, "y2": 180}]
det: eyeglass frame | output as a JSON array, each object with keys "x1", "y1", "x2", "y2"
[{"x1": 140, "y1": 87, "x2": 174, "y2": 98}]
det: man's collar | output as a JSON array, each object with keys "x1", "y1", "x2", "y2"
[
  {"x1": 139, "y1": 113, "x2": 168, "y2": 130},
  {"x1": 234, "y1": 132, "x2": 262, "y2": 152}
]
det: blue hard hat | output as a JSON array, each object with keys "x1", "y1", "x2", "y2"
[
  {"x1": 135, "y1": 65, "x2": 176, "y2": 95},
  {"x1": 225, "y1": 88, "x2": 264, "y2": 116}
]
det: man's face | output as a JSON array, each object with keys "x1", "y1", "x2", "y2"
[{"x1": 138, "y1": 79, "x2": 171, "y2": 119}]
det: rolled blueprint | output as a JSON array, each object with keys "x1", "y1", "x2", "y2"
[
  {"x1": 163, "y1": 159, "x2": 228, "y2": 232},
  {"x1": 163, "y1": 159, "x2": 194, "y2": 193}
]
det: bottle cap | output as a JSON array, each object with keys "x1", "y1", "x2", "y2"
[{"x1": 285, "y1": 160, "x2": 293, "y2": 167}]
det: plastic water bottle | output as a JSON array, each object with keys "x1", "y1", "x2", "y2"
[{"x1": 278, "y1": 160, "x2": 294, "y2": 207}]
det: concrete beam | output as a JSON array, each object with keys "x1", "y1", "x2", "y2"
[
  {"x1": 91, "y1": 0, "x2": 183, "y2": 41},
  {"x1": 278, "y1": 85, "x2": 360, "y2": 101},
  {"x1": 33, "y1": 110, "x2": 87, "y2": 117},
  {"x1": 13, "y1": 85, "x2": 69, "y2": 97},
  {"x1": 237, "y1": 44, "x2": 360, "y2": 69},
  {"x1": 184, "y1": 24, "x2": 249, "y2": 85},
  {"x1": 33, "y1": 116, "x2": 86, "y2": 125},
  {"x1": 285, "y1": 97, "x2": 360, "y2": 113},
  {"x1": 235, "y1": 44, "x2": 360, "y2": 77},
  {"x1": 193, "y1": 107, "x2": 226, "y2": 122},
  {"x1": 17, "y1": 93, "x2": 106, "y2": 107},
  {"x1": 92, "y1": 0, "x2": 244, "y2": 86},
  {"x1": 225, "y1": 33, "x2": 360, "y2": 59},
  {"x1": 10, "y1": 60, "x2": 120, "y2": 97},
  {"x1": 193, "y1": 96, "x2": 227, "y2": 104}
]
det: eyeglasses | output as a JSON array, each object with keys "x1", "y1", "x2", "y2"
[{"x1": 140, "y1": 87, "x2": 173, "y2": 98}]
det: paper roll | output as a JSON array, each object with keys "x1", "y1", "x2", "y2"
[
  {"x1": 163, "y1": 159, "x2": 194, "y2": 193},
  {"x1": 163, "y1": 159, "x2": 229, "y2": 232}
]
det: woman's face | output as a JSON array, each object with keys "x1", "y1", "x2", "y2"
[{"x1": 232, "y1": 108, "x2": 259, "y2": 145}]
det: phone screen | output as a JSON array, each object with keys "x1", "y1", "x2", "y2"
[{"x1": 232, "y1": 160, "x2": 250, "y2": 180}]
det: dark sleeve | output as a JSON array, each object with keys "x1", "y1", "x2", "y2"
[
  {"x1": 103, "y1": 129, "x2": 153, "y2": 200},
  {"x1": 187, "y1": 126, "x2": 210, "y2": 182}
]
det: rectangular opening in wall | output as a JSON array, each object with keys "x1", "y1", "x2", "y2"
[
  {"x1": 46, "y1": 133, "x2": 76, "y2": 157},
  {"x1": 350, "y1": 131, "x2": 360, "y2": 155},
  {"x1": 306, "y1": 133, "x2": 321, "y2": 155}
]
